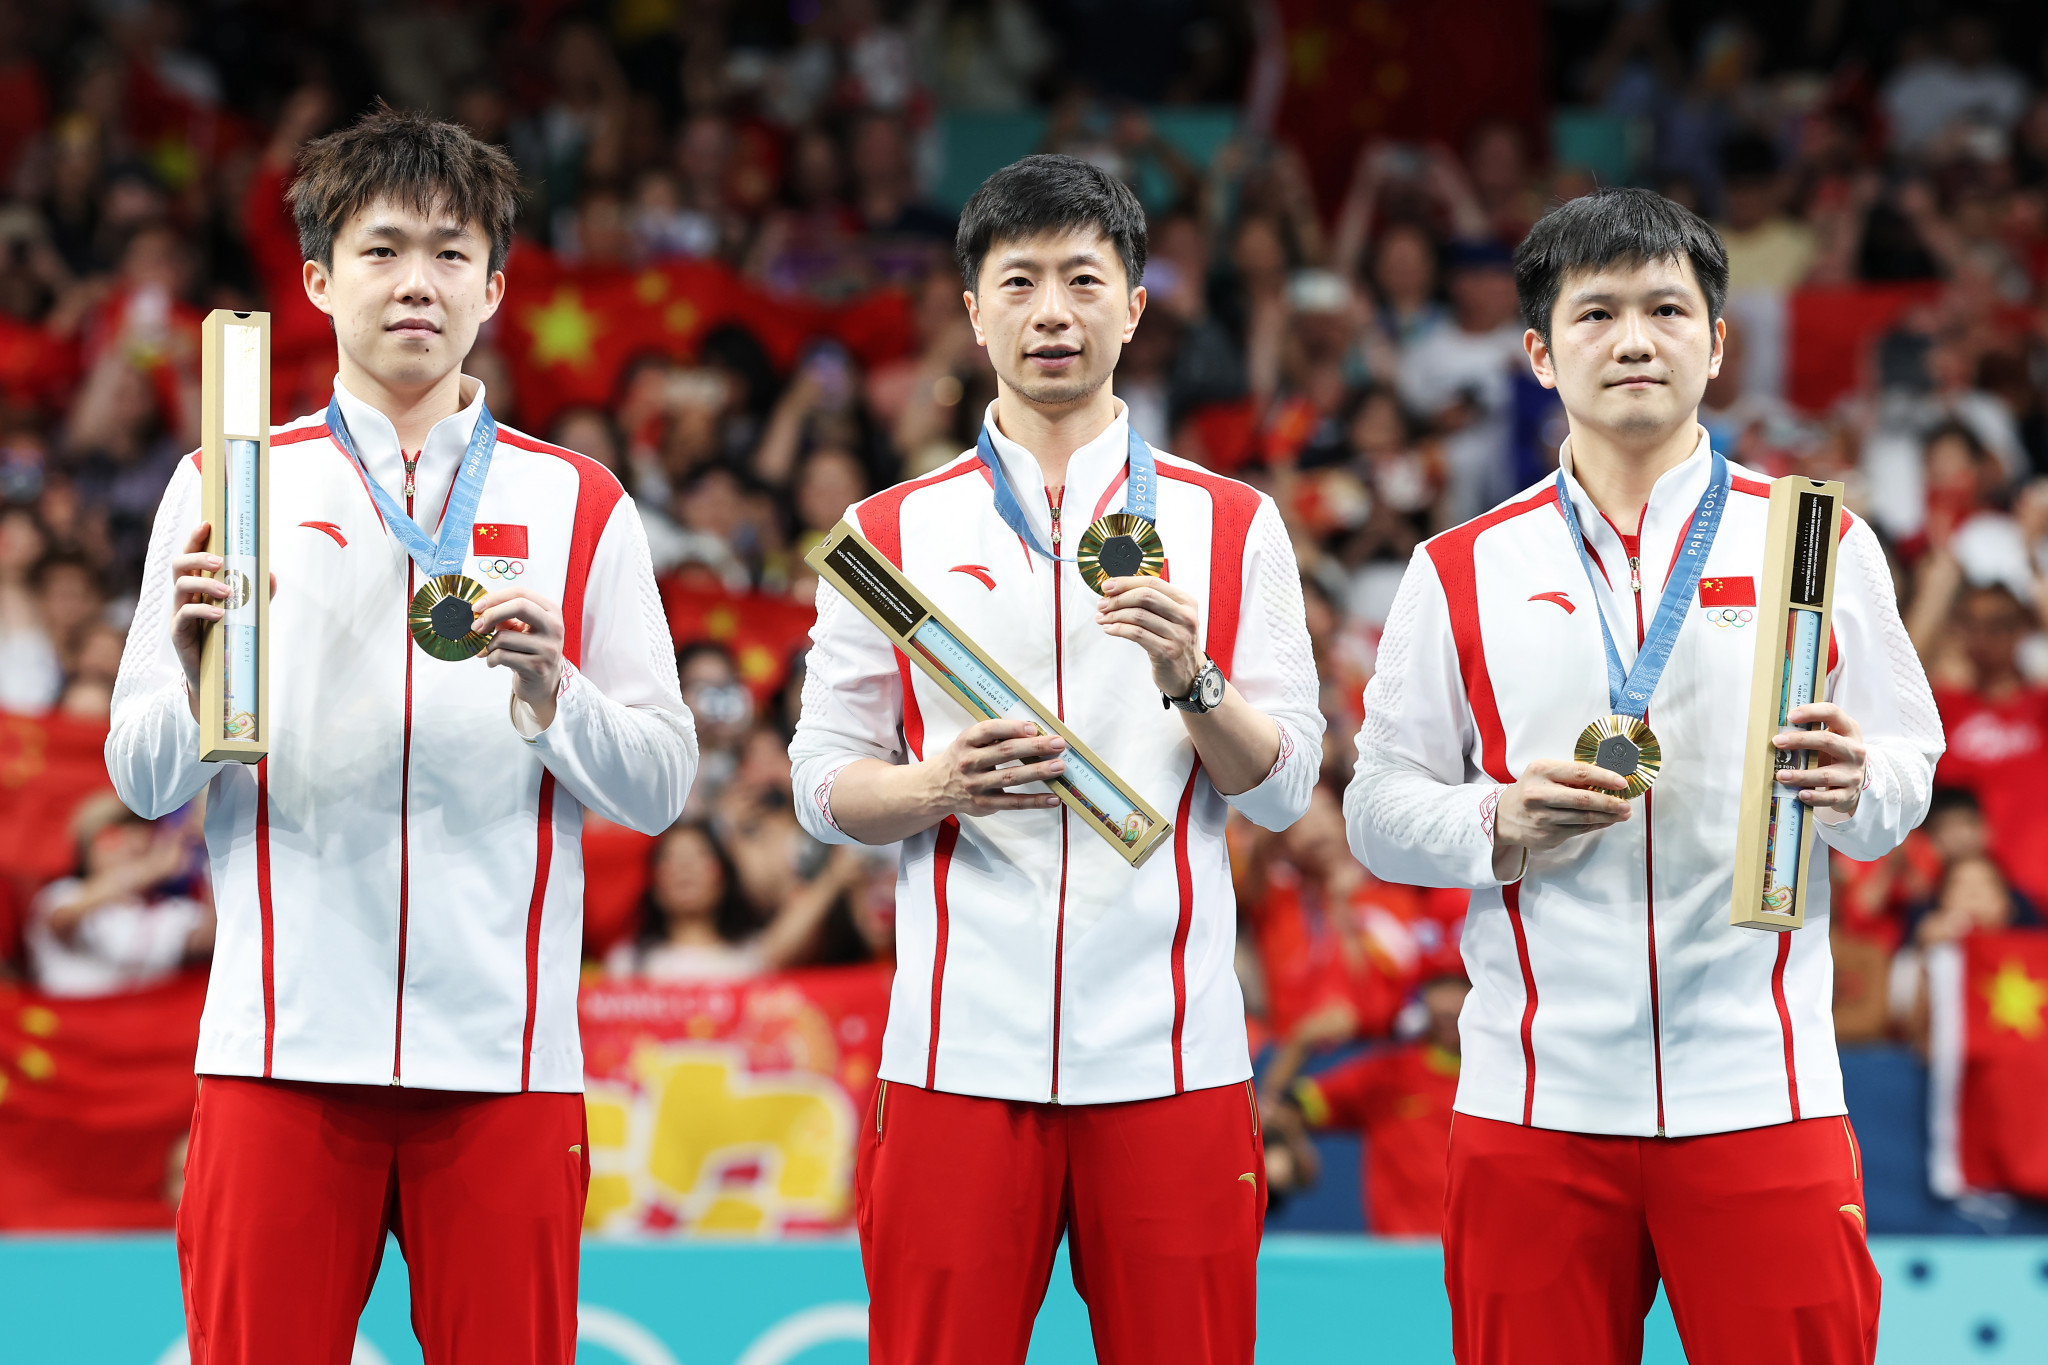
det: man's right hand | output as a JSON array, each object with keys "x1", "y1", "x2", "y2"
[
  {"x1": 171, "y1": 523, "x2": 229, "y2": 712},
  {"x1": 1493, "y1": 757, "x2": 1633, "y2": 862},
  {"x1": 920, "y1": 718, "x2": 1068, "y2": 818}
]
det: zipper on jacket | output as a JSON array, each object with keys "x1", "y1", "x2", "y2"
[
  {"x1": 1048, "y1": 486, "x2": 1069, "y2": 1104},
  {"x1": 393, "y1": 455, "x2": 418, "y2": 1084},
  {"x1": 1620, "y1": 527, "x2": 1667, "y2": 1136}
]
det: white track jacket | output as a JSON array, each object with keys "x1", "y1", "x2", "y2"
[
  {"x1": 1347, "y1": 432, "x2": 1942, "y2": 1137},
  {"x1": 790, "y1": 405, "x2": 1323, "y2": 1105},
  {"x1": 107, "y1": 380, "x2": 696, "y2": 1093}
]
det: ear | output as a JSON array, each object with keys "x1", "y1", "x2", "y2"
[
  {"x1": 1121, "y1": 284, "x2": 1148, "y2": 342},
  {"x1": 303, "y1": 258, "x2": 334, "y2": 317},
  {"x1": 1705, "y1": 314, "x2": 1726, "y2": 380},
  {"x1": 478, "y1": 268, "x2": 507, "y2": 323},
  {"x1": 1523, "y1": 327, "x2": 1557, "y2": 391},
  {"x1": 962, "y1": 288, "x2": 986, "y2": 347}
]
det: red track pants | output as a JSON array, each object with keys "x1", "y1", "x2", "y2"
[
  {"x1": 176, "y1": 1076, "x2": 588, "y2": 1365},
  {"x1": 856, "y1": 1079, "x2": 1267, "y2": 1365},
  {"x1": 1445, "y1": 1112, "x2": 1881, "y2": 1365}
]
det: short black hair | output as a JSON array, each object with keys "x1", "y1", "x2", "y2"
[
  {"x1": 1514, "y1": 186, "x2": 1729, "y2": 345},
  {"x1": 955, "y1": 153, "x2": 1147, "y2": 293},
  {"x1": 290, "y1": 103, "x2": 523, "y2": 276}
]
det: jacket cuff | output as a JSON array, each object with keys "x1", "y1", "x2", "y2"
[
  {"x1": 1223, "y1": 721, "x2": 1310, "y2": 831},
  {"x1": 511, "y1": 664, "x2": 581, "y2": 742},
  {"x1": 1475, "y1": 786, "x2": 1525, "y2": 887}
]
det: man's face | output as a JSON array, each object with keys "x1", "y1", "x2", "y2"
[
  {"x1": 304, "y1": 197, "x2": 503, "y2": 398},
  {"x1": 1525, "y1": 254, "x2": 1723, "y2": 446},
  {"x1": 964, "y1": 227, "x2": 1145, "y2": 412}
]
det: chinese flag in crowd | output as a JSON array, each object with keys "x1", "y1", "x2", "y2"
[
  {"x1": 1928, "y1": 930, "x2": 2048, "y2": 1200},
  {"x1": 583, "y1": 813, "x2": 657, "y2": 960},
  {"x1": 0, "y1": 971, "x2": 207, "y2": 1229},
  {"x1": 1273, "y1": 0, "x2": 1544, "y2": 215},
  {"x1": 498, "y1": 247, "x2": 915, "y2": 434},
  {"x1": 0, "y1": 713, "x2": 112, "y2": 889},
  {"x1": 661, "y1": 579, "x2": 818, "y2": 705}
]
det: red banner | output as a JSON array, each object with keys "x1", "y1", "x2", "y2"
[
  {"x1": 0, "y1": 967, "x2": 895, "y2": 1233},
  {"x1": 1786, "y1": 282, "x2": 1941, "y2": 414},
  {"x1": 579, "y1": 967, "x2": 892, "y2": 1236},
  {"x1": 1929, "y1": 930, "x2": 2048, "y2": 1200},
  {"x1": 0, "y1": 971, "x2": 207, "y2": 1229}
]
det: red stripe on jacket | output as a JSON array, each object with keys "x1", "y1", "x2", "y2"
[
  {"x1": 1168, "y1": 766, "x2": 1202, "y2": 1093},
  {"x1": 495, "y1": 427, "x2": 624, "y2": 1087},
  {"x1": 1772, "y1": 932, "x2": 1801, "y2": 1120},
  {"x1": 926, "y1": 819, "x2": 960, "y2": 1089},
  {"x1": 1426, "y1": 486, "x2": 1560, "y2": 1122},
  {"x1": 1425, "y1": 484, "x2": 1559, "y2": 785},
  {"x1": 1503, "y1": 880, "x2": 1539, "y2": 1125},
  {"x1": 256, "y1": 759, "x2": 276, "y2": 1077},
  {"x1": 1156, "y1": 464, "x2": 1261, "y2": 674},
  {"x1": 1153, "y1": 464, "x2": 1262, "y2": 1090}
]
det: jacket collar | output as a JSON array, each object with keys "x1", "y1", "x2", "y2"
[
  {"x1": 331, "y1": 374, "x2": 488, "y2": 531},
  {"x1": 1556, "y1": 424, "x2": 1713, "y2": 587},
  {"x1": 979, "y1": 398, "x2": 1137, "y2": 542}
]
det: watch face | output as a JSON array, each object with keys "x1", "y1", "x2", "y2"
[{"x1": 1198, "y1": 665, "x2": 1225, "y2": 709}]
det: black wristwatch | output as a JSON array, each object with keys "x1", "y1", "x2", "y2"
[{"x1": 1164, "y1": 657, "x2": 1226, "y2": 714}]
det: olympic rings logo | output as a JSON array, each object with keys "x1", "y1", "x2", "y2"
[
  {"x1": 1706, "y1": 608, "x2": 1754, "y2": 627},
  {"x1": 481, "y1": 558, "x2": 526, "y2": 581}
]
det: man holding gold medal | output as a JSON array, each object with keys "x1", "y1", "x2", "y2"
[
  {"x1": 1347, "y1": 187, "x2": 1944, "y2": 1364},
  {"x1": 106, "y1": 109, "x2": 696, "y2": 1361},
  {"x1": 790, "y1": 155, "x2": 1323, "y2": 1363}
]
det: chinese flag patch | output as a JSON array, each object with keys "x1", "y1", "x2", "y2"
[
  {"x1": 473, "y1": 523, "x2": 529, "y2": 558},
  {"x1": 1698, "y1": 576, "x2": 1756, "y2": 607}
]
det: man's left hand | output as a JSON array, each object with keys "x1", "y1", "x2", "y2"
[
  {"x1": 1095, "y1": 575, "x2": 1204, "y2": 699},
  {"x1": 1774, "y1": 702, "x2": 1867, "y2": 816},
  {"x1": 475, "y1": 588, "x2": 566, "y2": 729}
]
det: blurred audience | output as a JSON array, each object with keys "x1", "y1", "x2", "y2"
[
  {"x1": 3, "y1": 0, "x2": 2048, "y2": 1229},
  {"x1": 25, "y1": 796, "x2": 210, "y2": 998}
]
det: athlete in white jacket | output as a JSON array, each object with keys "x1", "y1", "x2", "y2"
[
  {"x1": 105, "y1": 110, "x2": 695, "y2": 1365},
  {"x1": 1347, "y1": 188, "x2": 1940, "y2": 1365},
  {"x1": 790, "y1": 156, "x2": 1321, "y2": 1365}
]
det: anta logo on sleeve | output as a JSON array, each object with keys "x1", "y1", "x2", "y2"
[{"x1": 474, "y1": 523, "x2": 528, "y2": 579}]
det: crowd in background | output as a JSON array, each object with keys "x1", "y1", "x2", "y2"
[{"x1": 2, "y1": 0, "x2": 2048, "y2": 1230}]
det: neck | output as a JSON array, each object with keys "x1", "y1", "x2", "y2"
[
  {"x1": 992, "y1": 379, "x2": 1119, "y2": 488},
  {"x1": 339, "y1": 357, "x2": 471, "y2": 453},
  {"x1": 665, "y1": 918, "x2": 722, "y2": 948},
  {"x1": 1566, "y1": 417, "x2": 1704, "y2": 529}
]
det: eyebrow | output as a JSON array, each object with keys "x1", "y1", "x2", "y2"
[
  {"x1": 994, "y1": 250, "x2": 1110, "y2": 274},
  {"x1": 359, "y1": 222, "x2": 477, "y2": 244},
  {"x1": 1566, "y1": 285, "x2": 1694, "y2": 307}
]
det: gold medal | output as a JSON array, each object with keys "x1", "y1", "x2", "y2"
[
  {"x1": 1574, "y1": 715, "x2": 1661, "y2": 799},
  {"x1": 1075, "y1": 513, "x2": 1165, "y2": 595},
  {"x1": 408, "y1": 574, "x2": 492, "y2": 661}
]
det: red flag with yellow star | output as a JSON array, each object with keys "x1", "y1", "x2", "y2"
[
  {"x1": 1930, "y1": 930, "x2": 2048, "y2": 1200},
  {"x1": 0, "y1": 970, "x2": 207, "y2": 1229}
]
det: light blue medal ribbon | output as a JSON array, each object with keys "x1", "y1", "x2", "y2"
[
  {"x1": 975, "y1": 420, "x2": 1157, "y2": 561},
  {"x1": 1552, "y1": 447, "x2": 1731, "y2": 795},
  {"x1": 1554, "y1": 447, "x2": 1730, "y2": 722},
  {"x1": 326, "y1": 394, "x2": 498, "y2": 576}
]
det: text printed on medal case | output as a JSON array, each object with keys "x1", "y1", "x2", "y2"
[
  {"x1": 804, "y1": 519, "x2": 1172, "y2": 868},
  {"x1": 1730, "y1": 478, "x2": 1845, "y2": 931},
  {"x1": 197, "y1": 310, "x2": 271, "y2": 763}
]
